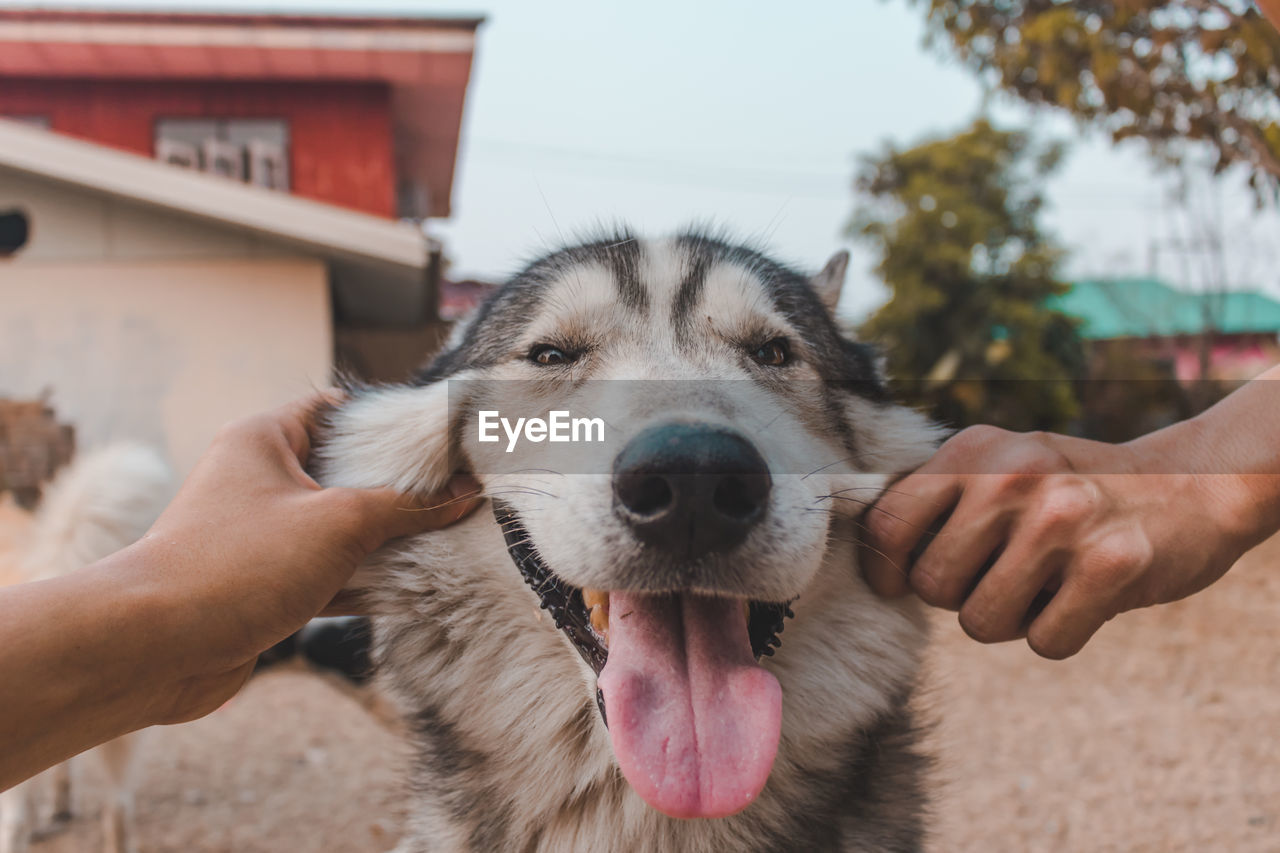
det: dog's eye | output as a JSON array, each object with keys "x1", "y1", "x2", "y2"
[
  {"x1": 529, "y1": 344, "x2": 576, "y2": 366},
  {"x1": 750, "y1": 338, "x2": 790, "y2": 367}
]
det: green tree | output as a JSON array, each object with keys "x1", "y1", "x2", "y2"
[
  {"x1": 910, "y1": 0, "x2": 1280, "y2": 198},
  {"x1": 854, "y1": 119, "x2": 1084, "y2": 431}
]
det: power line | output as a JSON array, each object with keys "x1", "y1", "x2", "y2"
[
  {"x1": 466, "y1": 140, "x2": 1179, "y2": 210},
  {"x1": 470, "y1": 138, "x2": 850, "y2": 184}
]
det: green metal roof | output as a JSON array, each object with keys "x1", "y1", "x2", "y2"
[{"x1": 1051, "y1": 278, "x2": 1280, "y2": 340}]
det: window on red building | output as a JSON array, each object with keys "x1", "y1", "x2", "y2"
[
  {"x1": 0, "y1": 209, "x2": 30, "y2": 258},
  {"x1": 154, "y1": 119, "x2": 291, "y2": 191}
]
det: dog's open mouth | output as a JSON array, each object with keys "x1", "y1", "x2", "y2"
[{"x1": 495, "y1": 501, "x2": 793, "y2": 819}]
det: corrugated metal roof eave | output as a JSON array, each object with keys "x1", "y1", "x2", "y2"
[
  {"x1": 1057, "y1": 278, "x2": 1280, "y2": 339},
  {"x1": 0, "y1": 119, "x2": 428, "y2": 271}
]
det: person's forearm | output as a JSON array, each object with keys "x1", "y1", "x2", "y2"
[
  {"x1": 0, "y1": 542, "x2": 193, "y2": 790},
  {"x1": 1128, "y1": 365, "x2": 1280, "y2": 555},
  {"x1": 0, "y1": 392, "x2": 479, "y2": 792},
  {"x1": 1260, "y1": 0, "x2": 1280, "y2": 31}
]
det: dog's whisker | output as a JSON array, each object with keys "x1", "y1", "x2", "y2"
[
  {"x1": 814, "y1": 494, "x2": 873, "y2": 507},
  {"x1": 800, "y1": 446, "x2": 927, "y2": 480},
  {"x1": 824, "y1": 485, "x2": 944, "y2": 504},
  {"x1": 800, "y1": 455, "x2": 863, "y2": 480},
  {"x1": 813, "y1": 493, "x2": 938, "y2": 536},
  {"x1": 402, "y1": 492, "x2": 487, "y2": 513},
  {"x1": 858, "y1": 503, "x2": 941, "y2": 534},
  {"x1": 824, "y1": 536, "x2": 908, "y2": 577},
  {"x1": 491, "y1": 490, "x2": 558, "y2": 501},
  {"x1": 485, "y1": 487, "x2": 560, "y2": 500}
]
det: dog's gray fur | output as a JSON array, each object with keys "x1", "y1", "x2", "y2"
[{"x1": 314, "y1": 230, "x2": 942, "y2": 852}]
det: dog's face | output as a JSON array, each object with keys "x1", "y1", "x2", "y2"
[
  {"x1": 451, "y1": 240, "x2": 877, "y2": 606},
  {"x1": 319, "y1": 232, "x2": 938, "y2": 822}
]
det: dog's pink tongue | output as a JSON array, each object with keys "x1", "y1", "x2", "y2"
[{"x1": 597, "y1": 593, "x2": 782, "y2": 819}]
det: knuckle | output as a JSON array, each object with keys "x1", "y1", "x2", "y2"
[
  {"x1": 989, "y1": 469, "x2": 1037, "y2": 497},
  {"x1": 958, "y1": 602, "x2": 1009, "y2": 644},
  {"x1": 1010, "y1": 447, "x2": 1063, "y2": 478},
  {"x1": 911, "y1": 566, "x2": 962, "y2": 609},
  {"x1": 1034, "y1": 482, "x2": 1095, "y2": 532},
  {"x1": 863, "y1": 508, "x2": 904, "y2": 551},
  {"x1": 993, "y1": 434, "x2": 1072, "y2": 480},
  {"x1": 328, "y1": 488, "x2": 373, "y2": 525},
  {"x1": 908, "y1": 566, "x2": 939, "y2": 600},
  {"x1": 1085, "y1": 531, "x2": 1153, "y2": 585},
  {"x1": 962, "y1": 424, "x2": 1004, "y2": 446},
  {"x1": 1119, "y1": 530, "x2": 1156, "y2": 572},
  {"x1": 945, "y1": 425, "x2": 1003, "y2": 457}
]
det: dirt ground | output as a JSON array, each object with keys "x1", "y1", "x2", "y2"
[
  {"x1": 27, "y1": 536, "x2": 1280, "y2": 852},
  {"x1": 925, "y1": 533, "x2": 1280, "y2": 853}
]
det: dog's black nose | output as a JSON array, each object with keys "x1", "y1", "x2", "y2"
[{"x1": 612, "y1": 423, "x2": 771, "y2": 559}]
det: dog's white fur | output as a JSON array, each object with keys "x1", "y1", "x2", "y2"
[{"x1": 0, "y1": 445, "x2": 172, "y2": 853}]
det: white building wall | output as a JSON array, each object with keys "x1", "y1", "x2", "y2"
[{"x1": 0, "y1": 169, "x2": 333, "y2": 474}]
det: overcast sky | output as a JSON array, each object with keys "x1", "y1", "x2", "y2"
[{"x1": 8, "y1": 0, "x2": 1280, "y2": 318}]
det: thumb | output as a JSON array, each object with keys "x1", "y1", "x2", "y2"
[{"x1": 343, "y1": 475, "x2": 485, "y2": 546}]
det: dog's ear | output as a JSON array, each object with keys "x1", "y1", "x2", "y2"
[
  {"x1": 811, "y1": 250, "x2": 849, "y2": 314},
  {"x1": 311, "y1": 382, "x2": 455, "y2": 496}
]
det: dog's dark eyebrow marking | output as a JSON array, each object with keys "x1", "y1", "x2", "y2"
[
  {"x1": 671, "y1": 245, "x2": 709, "y2": 333},
  {"x1": 413, "y1": 228, "x2": 652, "y2": 385},
  {"x1": 599, "y1": 236, "x2": 648, "y2": 314}
]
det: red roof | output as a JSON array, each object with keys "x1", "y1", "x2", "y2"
[
  {"x1": 0, "y1": 7, "x2": 484, "y2": 218},
  {"x1": 0, "y1": 9, "x2": 484, "y2": 27}
]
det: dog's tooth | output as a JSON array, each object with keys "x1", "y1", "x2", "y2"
[
  {"x1": 582, "y1": 588, "x2": 608, "y2": 611},
  {"x1": 590, "y1": 604, "x2": 610, "y2": 641}
]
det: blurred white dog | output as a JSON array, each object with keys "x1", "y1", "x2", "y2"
[{"x1": 0, "y1": 445, "x2": 172, "y2": 853}]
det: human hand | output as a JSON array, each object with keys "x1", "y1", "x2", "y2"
[
  {"x1": 129, "y1": 391, "x2": 482, "y2": 723},
  {"x1": 858, "y1": 424, "x2": 1258, "y2": 660}
]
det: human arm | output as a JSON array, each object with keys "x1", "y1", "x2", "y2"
[
  {"x1": 859, "y1": 365, "x2": 1280, "y2": 659},
  {"x1": 1259, "y1": 0, "x2": 1280, "y2": 31},
  {"x1": 0, "y1": 394, "x2": 481, "y2": 791}
]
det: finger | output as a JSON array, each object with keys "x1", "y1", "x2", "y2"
[
  {"x1": 857, "y1": 544, "x2": 912, "y2": 598},
  {"x1": 956, "y1": 533, "x2": 1064, "y2": 644},
  {"x1": 1024, "y1": 576, "x2": 1114, "y2": 660},
  {"x1": 320, "y1": 589, "x2": 370, "y2": 618},
  {"x1": 354, "y1": 475, "x2": 485, "y2": 542},
  {"x1": 909, "y1": 490, "x2": 1012, "y2": 610},
  {"x1": 859, "y1": 473, "x2": 961, "y2": 598},
  {"x1": 272, "y1": 389, "x2": 346, "y2": 464}
]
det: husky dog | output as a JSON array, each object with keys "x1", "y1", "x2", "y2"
[
  {"x1": 0, "y1": 445, "x2": 172, "y2": 853},
  {"x1": 316, "y1": 231, "x2": 942, "y2": 852}
]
